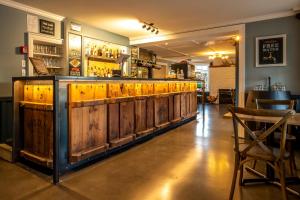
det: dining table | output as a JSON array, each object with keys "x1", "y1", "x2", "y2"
[{"x1": 223, "y1": 112, "x2": 300, "y2": 126}]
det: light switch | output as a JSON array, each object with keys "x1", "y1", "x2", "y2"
[
  {"x1": 22, "y1": 69, "x2": 26, "y2": 76},
  {"x1": 21, "y1": 59, "x2": 26, "y2": 68}
]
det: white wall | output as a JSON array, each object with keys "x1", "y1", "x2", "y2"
[{"x1": 209, "y1": 66, "x2": 235, "y2": 103}]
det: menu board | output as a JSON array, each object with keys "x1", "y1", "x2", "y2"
[
  {"x1": 69, "y1": 33, "x2": 82, "y2": 76},
  {"x1": 39, "y1": 19, "x2": 55, "y2": 36},
  {"x1": 29, "y1": 57, "x2": 49, "y2": 75},
  {"x1": 256, "y1": 34, "x2": 286, "y2": 67}
]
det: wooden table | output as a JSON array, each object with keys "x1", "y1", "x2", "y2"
[{"x1": 224, "y1": 112, "x2": 300, "y2": 126}]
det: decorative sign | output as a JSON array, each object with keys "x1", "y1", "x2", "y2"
[
  {"x1": 68, "y1": 33, "x2": 82, "y2": 76},
  {"x1": 40, "y1": 19, "x2": 55, "y2": 36},
  {"x1": 71, "y1": 23, "x2": 82, "y2": 32},
  {"x1": 256, "y1": 34, "x2": 286, "y2": 67}
]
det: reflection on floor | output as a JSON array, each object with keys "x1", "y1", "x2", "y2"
[{"x1": 0, "y1": 104, "x2": 299, "y2": 200}]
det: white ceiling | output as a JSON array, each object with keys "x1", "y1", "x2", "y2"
[
  {"x1": 141, "y1": 35, "x2": 237, "y2": 64},
  {"x1": 14, "y1": 0, "x2": 300, "y2": 39}
]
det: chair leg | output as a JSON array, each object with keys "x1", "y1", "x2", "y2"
[
  {"x1": 278, "y1": 161, "x2": 288, "y2": 200},
  {"x1": 239, "y1": 161, "x2": 244, "y2": 186},
  {"x1": 287, "y1": 142, "x2": 297, "y2": 176},
  {"x1": 229, "y1": 154, "x2": 240, "y2": 200},
  {"x1": 252, "y1": 160, "x2": 257, "y2": 170}
]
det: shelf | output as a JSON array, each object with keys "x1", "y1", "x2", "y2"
[
  {"x1": 33, "y1": 52, "x2": 62, "y2": 58},
  {"x1": 46, "y1": 66, "x2": 63, "y2": 69},
  {"x1": 87, "y1": 55, "x2": 118, "y2": 63},
  {"x1": 20, "y1": 101, "x2": 53, "y2": 110}
]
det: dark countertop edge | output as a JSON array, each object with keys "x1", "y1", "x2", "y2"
[{"x1": 12, "y1": 76, "x2": 197, "y2": 82}]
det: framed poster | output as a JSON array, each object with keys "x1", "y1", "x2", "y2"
[
  {"x1": 256, "y1": 34, "x2": 286, "y2": 67},
  {"x1": 68, "y1": 33, "x2": 82, "y2": 76},
  {"x1": 39, "y1": 19, "x2": 55, "y2": 36}
]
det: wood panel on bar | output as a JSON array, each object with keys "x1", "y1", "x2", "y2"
[{"x1": 17, "y1": 79, "x2": 197, "y2": 167}]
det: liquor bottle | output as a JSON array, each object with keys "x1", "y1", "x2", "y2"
[
  {"x1": 102, "y1": 45, "x2": 106, "y2": 57},
  {"x1": 97, "y1": 46, "x2": 102, "y2": 56},
  {"x1": 90, "y1": 46, "x2": 94, "y2": 56},
  {"x1": 109, "y1": 48, "x2": 113, "y2": 58}
]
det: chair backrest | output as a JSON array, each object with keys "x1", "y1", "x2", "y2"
[
  {"x1": 256, "y1": 99, "x2": 294, "y2": 110},
  {"x1": 228, "y1": 106, "x2": 295, "y2": 161}
]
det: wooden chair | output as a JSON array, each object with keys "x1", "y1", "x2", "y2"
[
  {"x1": 255, "y1": 99, "x2": 297, "y2": 175},
  {"x1": 228, "y1": 106, "x2": 295, "y2": 200}
]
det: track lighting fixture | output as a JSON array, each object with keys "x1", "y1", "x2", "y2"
[{"x1": 142, "y1": 22, "x2": 159, "y2": 35}]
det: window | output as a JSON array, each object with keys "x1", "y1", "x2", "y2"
[{"x1": 195, "y1": 64, "x2": 209, "y2": 91}]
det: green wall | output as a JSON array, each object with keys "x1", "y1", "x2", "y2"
[{"x1": 245, "y1": 16, "x2": 300, "y2": 94}]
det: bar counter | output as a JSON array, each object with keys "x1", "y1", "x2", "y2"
[{"x1": 12, "y1": 76, "x2": 197, "y2": 183}]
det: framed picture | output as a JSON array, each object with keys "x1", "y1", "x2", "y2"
[
  {"x1": 256, "y1": 34, "x2": 286, "y2": 67},
  {"x1": 68, "y1": 33, "x2": 82, "y2": 76}
]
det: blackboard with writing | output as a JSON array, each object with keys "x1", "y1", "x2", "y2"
[
  {"x1": 256, "y1": 35, "x2": 286, "y2": 67},
  {"x1": 40, "y1": 19, "x2": 55, "y2": 36}
]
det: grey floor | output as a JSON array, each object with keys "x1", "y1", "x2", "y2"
[{"x1": 1, "y1": 105, "x2": 300, "y2": 200}]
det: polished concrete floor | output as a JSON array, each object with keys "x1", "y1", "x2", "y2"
[{"x1": 1, "y1": 105, "x2": 300, "y2": 200}]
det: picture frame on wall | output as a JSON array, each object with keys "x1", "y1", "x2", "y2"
[{"x1": 256, "y1": 34, "x2": 286, "y2": 67}]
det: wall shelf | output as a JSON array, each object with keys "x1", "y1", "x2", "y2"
[
  {"x1": 33, "y1": 52, "x2": 62, "y2": 58},
  {"x1": 87, "y1": 55, "x2": 117, "y2": 63}
]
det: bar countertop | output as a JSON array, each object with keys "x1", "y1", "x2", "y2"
[{"x1": 12, "y1": 75, "x2": 196, "y2": 81}]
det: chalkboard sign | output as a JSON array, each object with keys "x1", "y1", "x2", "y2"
[
  {"x1": 40, "y1": 19, "x2": 55, "y2": 36},
  {"x1": 256, "y1": 34, "x2": 286, "y2": 67}
]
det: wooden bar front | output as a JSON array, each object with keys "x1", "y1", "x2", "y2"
[{"x1": 13, "y1": 77, "x2": 198, "y2": 168}]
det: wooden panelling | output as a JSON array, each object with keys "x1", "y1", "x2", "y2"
[
  {"x1": 169, "y1": 95, "x2": 174, "y2": 122},
  {"x1": 173, "y1": 94, "x2": 181, "y2": 122},
  {"x1": 120, "y1": 101, "x2": 135, "y2": 137},
  {"x1": 135, "y1": 97, "x2": 155, "y2": 137},
  {"x1": 146, "y1": 97, "x2": 155, "y2": 129},
  {"x1": 154, "y1": 95, "x2": 170, "y2": 128},
  {"x1": 22, "y1": 107, "x2": 53, "y2": 167},
  {"x1": 135, "y1": 98, "x2": 147, "y2": 133},
  {"x1": 19, "y1": 80, "x2": 197, "y2": 167},
  {"x1": 108, "y1": 103, "x2": 120, "y2": 142},
  {"x1": 68, "y1": 84, "x2": 108, "y2": 163},
  {"x1": 181, "y1": 93, "x2": 187, "y2": 118}
]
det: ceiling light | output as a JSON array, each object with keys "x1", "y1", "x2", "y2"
[{"x1": 142, "y1": 21, "x2": 159, "y2": 34}]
